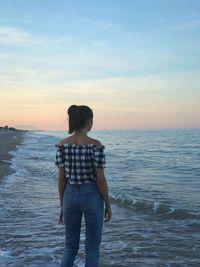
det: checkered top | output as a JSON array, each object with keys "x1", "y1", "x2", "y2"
[{"x1": 55, "y1": 144, "x2": 106, "y2": 185}]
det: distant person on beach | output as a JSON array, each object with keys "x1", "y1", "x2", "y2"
[{"x1": 55, "y1": 105, "x2": 112, "y2": 267}]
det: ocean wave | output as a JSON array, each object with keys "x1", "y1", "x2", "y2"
[
  {"x1": 110, "y1": 195, "x2": 200, "y2": 220},
  {"x1": 0, "y1": 249, "x2": 19, "y2": 260}
]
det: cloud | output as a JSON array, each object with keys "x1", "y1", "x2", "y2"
[
  {"x1": 0, "y1": 26, "x2": 33, "y2": 45},
  {"x1": 97, "y1": 20, "x2": 119, "y2": 29},
  {"x1": 52, "y1": 36, "x2": 72, "y2": 44},
  {"x1": 0, "y1": 26, "x2": 49, "y2": 46},
  {"x1": 166, "y1": 17, "x2": 200, "y2": 32}
]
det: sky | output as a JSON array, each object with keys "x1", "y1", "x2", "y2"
[{"x1": 0, "y1": 0, "x2": 200, "y2": 130}]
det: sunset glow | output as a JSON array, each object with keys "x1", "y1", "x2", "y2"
[{"x1": 0, "y1": 1, "x2": 199, "y2": 130}]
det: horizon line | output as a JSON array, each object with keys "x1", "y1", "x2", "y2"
[{"x1": 28, "y1": 127, "x2": 200, "y2": 132}]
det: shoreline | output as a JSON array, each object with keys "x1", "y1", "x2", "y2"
[{"x1": 0, "y1": 131, "x2": 27, "y2": 180}]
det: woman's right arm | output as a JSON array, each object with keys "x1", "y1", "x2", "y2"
[
  {"x1": 96, "y1": 168, "x2": 112, "y2": 222},
  {"x1": 57, "y1": 166, "x2": 67, "y2": 225}
]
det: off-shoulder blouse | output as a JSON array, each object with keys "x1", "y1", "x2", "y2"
[{"x1": 55, "y1": 144, "x2": 106, "y2": 185}]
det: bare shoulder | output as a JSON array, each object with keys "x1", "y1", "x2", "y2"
[
  {"x1": 88, "y1": 137, "x2": 103, "y2": 147},
  {"x1": 58, "y1": 137, "x2": 71, "y2": 146},
  {"x1": 57, "y1": 136, "x2": 103, "y2": 147}
]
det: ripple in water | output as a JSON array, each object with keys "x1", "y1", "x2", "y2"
[{"x1": 0, "y1": 130, "x2": 200, "y2": 266}]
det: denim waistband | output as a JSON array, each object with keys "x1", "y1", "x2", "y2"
[{"x1": 66, "y1": 181, "x2": 99, "y2": 193}]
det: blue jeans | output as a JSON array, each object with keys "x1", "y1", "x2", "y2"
[{"x1": 60, "y1": 182, "x2": 104, "y2": 267}]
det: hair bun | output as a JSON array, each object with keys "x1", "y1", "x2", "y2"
[{"x1": 68, "y1": 105, "x2": 79, "y2": 115}]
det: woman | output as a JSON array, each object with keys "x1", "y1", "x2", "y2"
[{"x1": 55, "y1": 105, "x2": 112, "y2": 267}]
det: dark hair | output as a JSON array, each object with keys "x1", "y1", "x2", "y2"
[{"x1": 67, "y1": 105, "x2": 93, "y2": 134}]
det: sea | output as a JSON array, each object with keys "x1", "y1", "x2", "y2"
[{"x1": 0, "y1": 129, "x2": 200, "y2": 267}]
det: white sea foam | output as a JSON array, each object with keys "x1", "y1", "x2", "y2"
[{"x1": 0, "y1": 249, "x2": 13, "y2": 258}]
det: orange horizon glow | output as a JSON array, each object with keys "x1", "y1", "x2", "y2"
[
  {"x1": 1, "y1": 2, "x2": 200, "y2": 130},
  {"x1": 1, "y1": 73, "x2": 200, "y2": 130}
]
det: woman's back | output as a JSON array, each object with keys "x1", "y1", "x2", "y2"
[{"x1": 55, "y1": 141, "x2": 106, "y2": 185}]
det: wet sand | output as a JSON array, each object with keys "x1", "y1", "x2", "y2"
[{"x1": 0, "y1": 131, "x2": 26, "y2": 180}]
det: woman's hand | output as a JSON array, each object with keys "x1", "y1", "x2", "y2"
[
  {"x1": 59, "y1": 209, "x2": 64, "y2": 225},
  {"x1": 104, "y1": 207, "x2": 112, "y2": 222}
]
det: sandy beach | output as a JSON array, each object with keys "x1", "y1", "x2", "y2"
[{"x1": 0, "y1": 131, "x2": 26, "y2": 180}]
